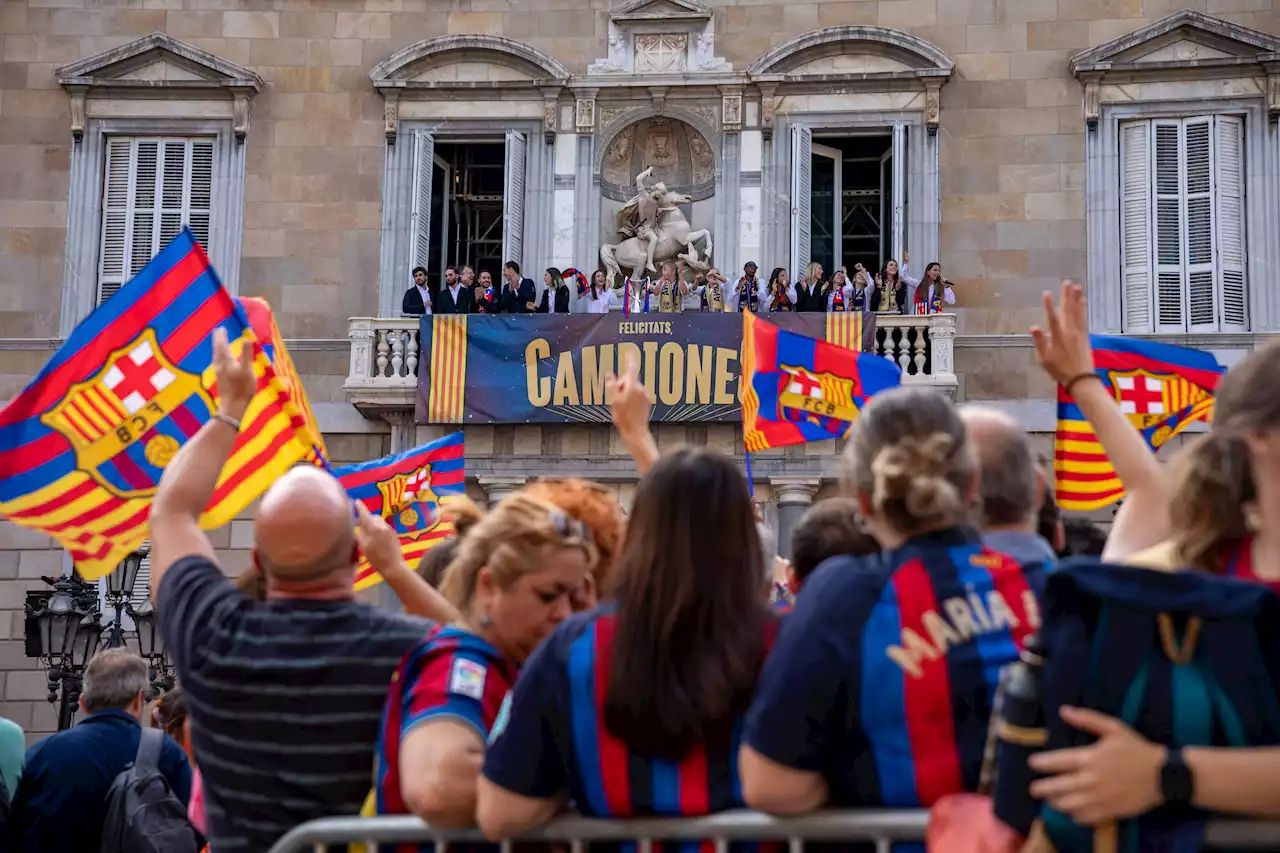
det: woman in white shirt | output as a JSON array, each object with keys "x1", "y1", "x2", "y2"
[
  {"x1": 764, "y1": 267, "x2": 798, "y2": 312},
  {"x1": 910, "y1": 259, "x2": 957, "y2": 314},
  {"x1": 818, "y1": 267, "x2": 854, "y2": 312},
  {"x1": 583, "y1": 269, "x2": 620, "y2": 314}
]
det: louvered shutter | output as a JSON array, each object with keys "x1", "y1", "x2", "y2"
[
  {"x1": 502, "y1": 130, "x2": 527, "y2": 268},
  {"x1": 790, "y1": 125, "x2": 812, "y2": 278},
  {"x1": 1152, "y1": 121, "x2": 1185, "y2": 332},
  {"x1": 1214, "y1": 115, "x2": 1247, "y2": 331},
  {"x1": 134, "y1": 540, "x2": 151, "y2": 608},
  {"x1": 97, "y1": 138, "x2": 216, "y2": 306},
  {"x1": 1183, "y1": 117, "x2": 1217, "y2": 332},
  {"x1": 1120, "y1": 122, "x2": 1153, "y2": 333},
  {"x1": 409, "y1": 130, "x2": 435, "y2": 271}
]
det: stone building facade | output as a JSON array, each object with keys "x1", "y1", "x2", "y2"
[{"x1": 1, "y1": 0, "x2": 1279, "y2": 739}]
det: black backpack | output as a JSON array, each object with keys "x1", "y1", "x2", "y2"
[{"x1": 99, "y1": 727, "x2": 200, "y2": 853}]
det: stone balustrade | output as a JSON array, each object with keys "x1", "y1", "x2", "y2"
[{"x1": 345, "y1": 312, "x2": 958, "y2": 415}]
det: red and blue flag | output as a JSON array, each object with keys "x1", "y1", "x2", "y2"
[
  {"x1": 333, "y1": 431, "x2": 465, "y2": 589},
  {"x1": 0, "y1": 229, "x2": 315, "y2": 578},
  {"x1": 741, "y1": 311, "x2": 901, "y2": 451},
  {"x1": 1055, "y1": 335, "x2": 1225, "y2": 510}
]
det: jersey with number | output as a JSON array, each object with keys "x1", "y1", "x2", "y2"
[{"x1": 375, "y1": 625, "x2": 516, "y2": 853}]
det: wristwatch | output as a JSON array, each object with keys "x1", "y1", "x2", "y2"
[{"x1": 1160, "y1": 748, "x2": 1194, "y2": 807}]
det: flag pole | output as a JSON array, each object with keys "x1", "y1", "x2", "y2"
[{"x1": 744, "y1": 450, "x2": 755, "y2": 498}]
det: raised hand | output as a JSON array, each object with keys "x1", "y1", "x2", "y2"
[
  {"x1": 606, "y1": 352, "x2": 653, "y2": 438},
  {"x1": 1030, "y1": 280, "x2": 1094, "y2": 385},
  {"x1": 212, "y1": 326, "x2": 256, "y2": 421},
  {"x1": 353, "y1": 501, "x2": 405, "y2": 575}
]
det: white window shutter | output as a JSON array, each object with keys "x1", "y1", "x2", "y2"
[
  {"x1": 97, "y1": 139, "x2": 133, "y2": 305},
  {"x1": 790, "y1": 125, "x2": 812, "y2": 278},
  {"x1": 1152, "y1": 121, "x2": 1185, "y2": 332},
  {"x1": 1119, "y1": 122, "x2": 1153, "y2": 333},
  {"x1": 502, "y1": 130, "x2": 527, "y2": 269},
  {"x1": 134, "y1": 539, "x2": 151, "y2": 608},
  {"x1": 409, "y1": 130, "x2": 435, "y2": 271},
  {"x1": 97, "y1": 137, "x2": 217, "y2": 306},
  {"x1": 1214, "y1": 115, "x2": 1247, "y2": 331},
  {"x1": 1183, "y1": 117, "x2": 1216, "y2": 332}
]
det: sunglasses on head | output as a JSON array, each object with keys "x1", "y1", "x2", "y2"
[
  {"x1": 536, "y1": 477, "x2": 616, "y2": 497},
  {"x1": 547, "y1": 508, "x2": 594, "y2": 545}
]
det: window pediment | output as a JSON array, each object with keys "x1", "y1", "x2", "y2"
[
  {"x1": 1070, "y1": 11, "x2": 1280, "y2": 128},
  {"x1": 56, "y1": 33, "x2": 262, "y2": 141},
  {"x1": 747, "y1": 26, "x2": 954, "y2": 80},
  {"x1": 1071, "y1": 11, "x2": 1280, "y2": 77}
]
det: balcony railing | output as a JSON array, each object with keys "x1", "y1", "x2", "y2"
[{"x1": 345, "y1": 313, "x2": 959, "y2": 414}]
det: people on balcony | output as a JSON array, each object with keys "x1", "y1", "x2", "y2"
[
  {"x1": 435, "y1": 265, "x2": 474, "y2": 315},
  {"x1": 819, "y1": 267, "x2": 854, "y2": 312},
  {"x1": 472, "y1": 269, "x2": 495, "y2": 314},
  {"x1": 729, "y1": 261, "x2": 764, "y2": 313},
  {"x1": 498, "y1": 262, "x2": 537, "y2": 314},
  {"x1": 402, "y1": 266, "x2": 433, "y2": 317},
  {"x1": 765, "y1": 267, "x2": 796, "y2": 312},
  {"x1": 795, "y1": 262, "x2": 822, "y2": 312},
  {"x1": 536, "y1": 268, "x2": 571, "y2": 314},
  {"x1": 870, "y1": 259, "x2": 907, "y2": 314},
  {"x1": 907, "y1": 257, "x2": 956, "y2": 315},
  {"x1": 582, "y1": 270, "x2": 620, "y2": 314}
]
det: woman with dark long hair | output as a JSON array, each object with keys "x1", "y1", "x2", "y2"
[
  {"x1": 871, "y1": 258, "x2": 907, "y2": 313},
  {"x1": 765, "y1": 266, "x2": 795, "y2": 312},
  {"x1": 476, "y1": 447, "x2": 775, "y2": 837}
]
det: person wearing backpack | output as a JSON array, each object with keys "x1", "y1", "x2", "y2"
[{"x1": 9, "y1": 648, "x2": 192, "y2": 853}]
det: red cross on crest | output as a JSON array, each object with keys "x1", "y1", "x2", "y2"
[
  {"x1": 102, "y1": 339, "x2": 176, "y2": 414},
  {"x1": 1112, "y1": 371, "x2": 1167, "y2": 416},
  {"x1": 785, "y1": 367, "x2": 824, "y2": 399}
]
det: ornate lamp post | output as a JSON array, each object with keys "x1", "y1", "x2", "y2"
[
  {"x1": 104, "y1": 549, "x2": 145, "y2": 648},
  {"x1": 127, "y1": 598, "x2": 174, "y2": 695},
  {"x1": 24, "y1": 573, "x2": 102, "y2": 730}
]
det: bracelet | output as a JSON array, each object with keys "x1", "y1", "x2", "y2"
[
  {"x1": 1063, "y1": 372, "x2": 1102, "y2": 397},
  {"x1": 211, "y1": 412, "x2": 242, "y2": 431}
]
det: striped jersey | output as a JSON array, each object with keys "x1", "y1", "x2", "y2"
[
  {"x1": 157, "y1": 556, "x2": 433, "y2": 853},
  {"x1": 484, "y1": 605, "x2": 778, "y2": 827},
  {"x1": 375, "y1": 624, "x2": 516, "y2": 853},
  {"x1": 744, "y1": 527, "x2": 1047, "y2": 810}
]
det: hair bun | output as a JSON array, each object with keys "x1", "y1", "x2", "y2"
[{"x1": 869, "y1": 433, "x2": 964, "y2": 528}]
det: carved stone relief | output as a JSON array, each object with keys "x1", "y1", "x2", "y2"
[
  {"x1": 599, "y1": 116, "x2": 715, "y2": 201},
  {"x1": 575, "y1": 98, "x2": 596, "y2": 132},
  {"x1": 635, "y1": 34, "x2": 688, "y2": 73},
  {"x1": 721, "y1": 91, "x2": 742, "y2": 130}
]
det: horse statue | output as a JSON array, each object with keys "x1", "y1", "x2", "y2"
[{"x1": 601, "y1": 170, "x2": 713, "y2": 282}]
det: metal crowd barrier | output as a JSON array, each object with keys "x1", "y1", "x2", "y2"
[{"x1": 266, "y1": 810, "x2": 1280, "y2": 853}]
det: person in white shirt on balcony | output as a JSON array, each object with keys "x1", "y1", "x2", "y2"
[
  {"x1": 582, "y1": 270, "x2": 620, "y2": 314},
  {"x1": 818, "y1": 267, "x2": 855, "y2": 313},
  {"x1": 678, "y1": 264, "x2": 705, "y2": 312},
  {"x1": 910, "y1": 260, "x2": 957, "y2": 315}
]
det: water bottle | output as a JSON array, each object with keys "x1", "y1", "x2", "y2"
[{"x1": 993, "y1": 633, "x2": 1047, "y2": 837}]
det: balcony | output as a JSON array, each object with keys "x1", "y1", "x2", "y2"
[{"x1": 344, "y1": 312, "x2": 958, "y2": 416}]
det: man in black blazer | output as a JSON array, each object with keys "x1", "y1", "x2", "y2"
[
  {"x1": 495, "y1": 261, "x2": 537, "y2": 314},
  {"x1": 434, "y1": 265, "x2": 473, "y2": 314},
  {"x1": 401, "y1": 266, "x2": 432, "y2": 315}
]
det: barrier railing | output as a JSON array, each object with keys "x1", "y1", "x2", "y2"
[{"x1": 266, "y1": 809, "x2": 1280, "y2": 853}]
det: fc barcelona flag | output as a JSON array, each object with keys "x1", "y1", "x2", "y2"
[
  {"x1": 741, "y1": 311, "x2": 901, "y2": 452},
  {"x1": 1054, "y1": 335, "x2": 1226, "y2": 511},
  {"x1": 333, "y1": 431, "x2": 465, "y2": 590},
  {"x1": 238, "y1": 297, "x2": 327, "y2": 465},
  {"x1": 0, "y1": 229, "x2": 317, "y2": 579}
]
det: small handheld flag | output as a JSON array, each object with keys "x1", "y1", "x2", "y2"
[
  {"x1": 333, "y1": 431, "x2": 465, "y2": 589},
  {"x1": 1054, "y1": 336, "x2": 1225, "y2": 510},
  {"x1": 741, "y1": 312, "x2": 901, "y2": 452}
]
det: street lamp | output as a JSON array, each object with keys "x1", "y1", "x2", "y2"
[
  {"x1": 104, "y1": 549, "x2": 146, "y2": 648},
  {"x1": 24, "y1": 574, "x2": 102, "y2": 730},
  {"x1": 127, "y1": 598, "x2": 174, "y2": 695}
]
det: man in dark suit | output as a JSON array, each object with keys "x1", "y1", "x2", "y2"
[
  {"x1": 495, "y1": 261, "x2": 537, "y2": 314},
  {"x1": 401, "y1": 266, "x2": 432, "y2": 316},
  {"x1": 434, "y1": 265, "x2": 473, "y2": 314}
]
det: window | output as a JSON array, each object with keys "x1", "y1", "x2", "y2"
[
  {"x1": 1119, "y1": 116, "x2": 1246, "y2": 333},
  {"x1": 98, "y1": 137, "x2": 215, "y2": 305}
]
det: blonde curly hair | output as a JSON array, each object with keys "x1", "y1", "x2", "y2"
[{"x1": 438, "y1": 493, "x2": 599, "y2": 611}]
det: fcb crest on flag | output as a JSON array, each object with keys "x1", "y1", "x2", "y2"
[
  {"x1": 40, "y1": 329, "x2": 213, "y2": 499},
  {"x1": 333, "y1": 431, "x2": 466, "y2": 589}
]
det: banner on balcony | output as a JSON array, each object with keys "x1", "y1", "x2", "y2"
[{"x1": 416, "y1": 313, "x2": 877, "y2": 425}]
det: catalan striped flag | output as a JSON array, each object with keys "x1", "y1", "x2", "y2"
[
  {"x1": 238, "y1": 296, "x2": 327, "y2": 465},
  {"x1": 0, "y1": 229, "x2": 316, "y2": 579},
  {"x1": 824, "y1": 310, "x2": 878, "y2": 352},
  {"x1": 333, "y1": 431, "x2": 465, "y2": 590},
  {"x1": 1055, "y1": 335, "x2": 1226, "y2": 511},
  {"x1": 742, "y1": 311, "x2": 901, "y2": 452},
  {"x1": 425, "y1": 315, "x2": 468, "y2": 424}
]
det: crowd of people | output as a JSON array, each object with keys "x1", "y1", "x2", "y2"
[
  {"x1": 4, "y1": 281, "x2": 1280, "y2": 853},
  {"x1": 401, "y1": 253, "x2": 957, "y2": 317}
]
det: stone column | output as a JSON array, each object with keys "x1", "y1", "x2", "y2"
[
  {"x1": 770, "y1": 478, "x2": 820, "y2": 560},
  {"x1": 478, "y1": 477, "x2": 529, "y2": 509}
]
